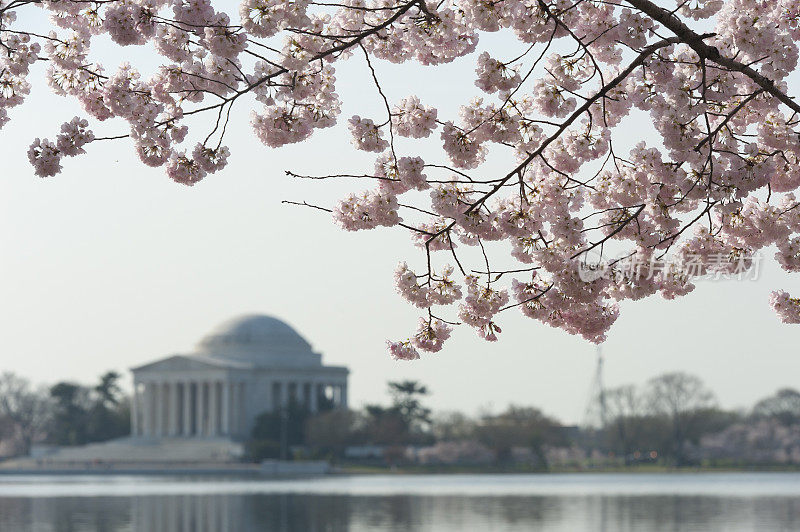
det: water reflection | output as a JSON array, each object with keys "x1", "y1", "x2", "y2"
[{"x1": 2, "y1": 492, "x2": 800, "y2": 532}]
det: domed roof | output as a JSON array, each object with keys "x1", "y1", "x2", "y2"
[{"x1": 195, "y1": 314, "x2": 321, "y2": 367}]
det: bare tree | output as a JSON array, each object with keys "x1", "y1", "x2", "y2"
[
  {"x1": 605, "y1": 385, "x2": 645, "y2": 463},
  {"x1": 0, "y1": 373, "x2": 52, "y2": 456},
  {"x1": 475, "y1": 406, "x2": 564, "y2": 467},
  {"x1": 752, "y1": 388, "x2": 800, "y2": 426},
  {"x1": 647, "y1": 372, "x2": 716, "y2": 465},
  {"x1": 432, "y1": 411, "x2": 476, "y2": 442}
]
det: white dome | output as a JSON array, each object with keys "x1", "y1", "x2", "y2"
[{"x1": 195, "y1": 315, "x2": 321, "y2": 368}]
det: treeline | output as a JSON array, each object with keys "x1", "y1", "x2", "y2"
[
  {"x1": 246, "y1": 373, "x2": 800, "y2": 469},
  {"x1": 601, "y1": 373, "x2": 800, "y2": 466},
  {"x1": 2, "y1": 370, "x2": 799, "y2": 469},
  {"x1": 247, "y1": 380, "x2": 577, "y2": 465},
  {"x1": 0, "y1": 371, "x2": 129, "y2": 456}
]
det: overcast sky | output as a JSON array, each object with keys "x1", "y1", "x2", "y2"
[{"x1": 2, "y1": 19, "x2": 799, "y2": 425}]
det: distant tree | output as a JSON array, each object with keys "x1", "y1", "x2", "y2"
[
  {"x1": 360, "y1": 404, "x2": 409, "y2": 445},
  {"x1": 688, "y1": 407, "x2": 741, "y2": 438},
  {"x1": 752, "y1": 388, "x2": 800, "y2": 426},
  {"x1": 316, "y1": 392, "x2": 336, "y2": 412},
  {"x1": 94, "y1": 371, "x2": 123, "y2": 407},
  {"x1": 246, "y1": 400, "x2": 310, "y2": 462},
  {"x1": 46, "y1": 372, "x2": 131, "y2": 446},
  {"x1": 431, "y1": 411, "x2": 477, "y2": 442},
  {"x1": 628, "y1": 415, "x2": 674, "y2": 459},
  {"x1": 0, "y1": 413, "x2": 10, "y2": 441},
  {"x1": 86, "y1": 372, "x2": 130, "y2": 442},
  {"x1": 359, "y1": 380, "x2": 433, "y2": 446},
  {"x1": 646, "y1": 372, "x2": 716, "y2": 465},
  {"x1": 48, "y1": 382, "x2": 91, "y2": 446},
  {"x1": 605, "y1": 385, "x2": 646, "y2": 463},
  {"x1": 388, "y1": 380, "x2": 432, "y2": 434},
  {"x1": 0, "y1": 414, "x2": 13, "y2": 457},
  {"x1": 306, "y1": 409, "x2": 359, "y2": 457},
  {"x1": 245, "y1": 439, "x2": 282, "y2": 462},
  {"x1": 475, "y1": 406, "x2": 564, "y2": 467},
  {"x1": 0, "y1": 373, "x2": 51, "y2": 456}
]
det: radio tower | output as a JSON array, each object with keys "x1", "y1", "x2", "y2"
[{"x1": 582, "y1": 345, "x2": 608, "y2": 429}]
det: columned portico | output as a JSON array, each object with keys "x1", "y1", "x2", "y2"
[
  {"x1": 131, "y1": 376, "x2": 349, "y2": 438},
  {"x1": 131, "y1": 315, "x2": 349, "y2": 440}
]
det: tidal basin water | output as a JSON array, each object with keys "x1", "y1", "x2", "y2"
[{"x1": 1, "y1": 472, "x2": 799, "y2": 531}]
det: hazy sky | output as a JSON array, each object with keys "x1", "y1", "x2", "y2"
[{"x1": 2, "y1": 17, "x2": 799, "y2": 424}]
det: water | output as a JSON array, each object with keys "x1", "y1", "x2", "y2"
[{"x1": 1, "y1": 472, "x2": 799, "y2": 531}]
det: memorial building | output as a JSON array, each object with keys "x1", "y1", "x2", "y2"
[{"x1": 130, "y1": 314, "x2": 349, "y2": 439}]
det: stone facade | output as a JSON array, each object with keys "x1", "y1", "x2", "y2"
[{"x1": 130, "y1": 315, "x2": 348, "y2": 439}]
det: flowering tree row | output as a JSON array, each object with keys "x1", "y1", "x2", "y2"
[{"x1": 2, "y1": 0, "x2": 799, "y2": 358}]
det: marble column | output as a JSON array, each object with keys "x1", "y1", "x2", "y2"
[
  {"x1": 165, "y1": 382, "x2": 173, "y2": 435},
  {"x1": 240, "y1": 382, "x2": 247, "y2": 435},
  {"x1": 228, "y1": 382, "x2": 237, "y2": 436},
  {"x1": 160, "y1": 382, "x2": 167, "y2": 437},
  {"x1": 238, "y1": 382, "x2": 246, "y2": 436},
  {"x1": 183, "y1": 382, "x2": 192, "y2": 436},
  {"x1": 340, "y1": 383, "x2": 348, "y2": 408},
  {"x1": 144, "y1": 383, "x2": 154, "y2": 437},
  {"x1": 154, "y1": 382, "x2": 164, "y2": 437},
  {"x1": 161, "y1": 382, "x2": 169, "y2": 436},
  {"x1": 196, "y1": 382, "x2": 206, "y2": 437},
  {"x1": 131, "y1": 383, "x2": 140, "y2": 436},
  {"x1": 169, "y1": 382, "x2": 180, "y2": 436},
  {"x1": 221, "y1": 381, "x2": 230, "y2": 436},
  {"x1": 309, "y1": 382, "x2": 318, "y2": 413},
  {"x1": 209, "y1": 381, "x2": 219, "y2": 436}
]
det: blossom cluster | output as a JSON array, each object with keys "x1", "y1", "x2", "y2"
[
  {"x1": 2, "y1": 0, "x2": 800, "y2": 358},
  {"x1": 770, "y1": 291, "x2": 800, "y2": 325},
  {"x1": 392, "y1": 96, "x2": 437, "y2": 139},
  {"x1": 28, "y1": 118, "x2": 94, "y2": 177},
  {"x1": 457, "y1": 275, "x2": 509, "y2": 341}
]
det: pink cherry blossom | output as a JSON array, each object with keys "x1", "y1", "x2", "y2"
[
  {"x1": 348, "y1": 116, "x2": 389, "y2": 153},
  {"x1": 387, "y1": 340, "x2": 420, "y2": 361},
  {"x1": 27, "y1": 138, "x2": 62, "y2": 178},
  {"x1": 770, "y1": 291, "x2": 800, "y2": 324},
  {"x1": 333, "y1": 190, "x2": 400, "y2": 231},
  {"x1": 2, "y1": 0, "x2": 800, "y2": 356},
  {"x1": 412, "y1": 318, "x2": 452, "y2": 352},
  {"x1": 394, "y1": 262, "x2": 430, "y2": 308},
  {"x1": 56, "y1": 117, "x2": 94, "y2": 156},
  {"x1": 392, "y1": 96, "x2": 437, "y2": 138}
]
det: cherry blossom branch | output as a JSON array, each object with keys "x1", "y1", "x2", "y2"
[{"x1": 627, "y1": 0, "x2": 800, "y2": 113}]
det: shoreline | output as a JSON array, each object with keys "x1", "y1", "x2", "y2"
[{"x1": 1, "y1": 463, "x2": 799, "y2": 477}]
